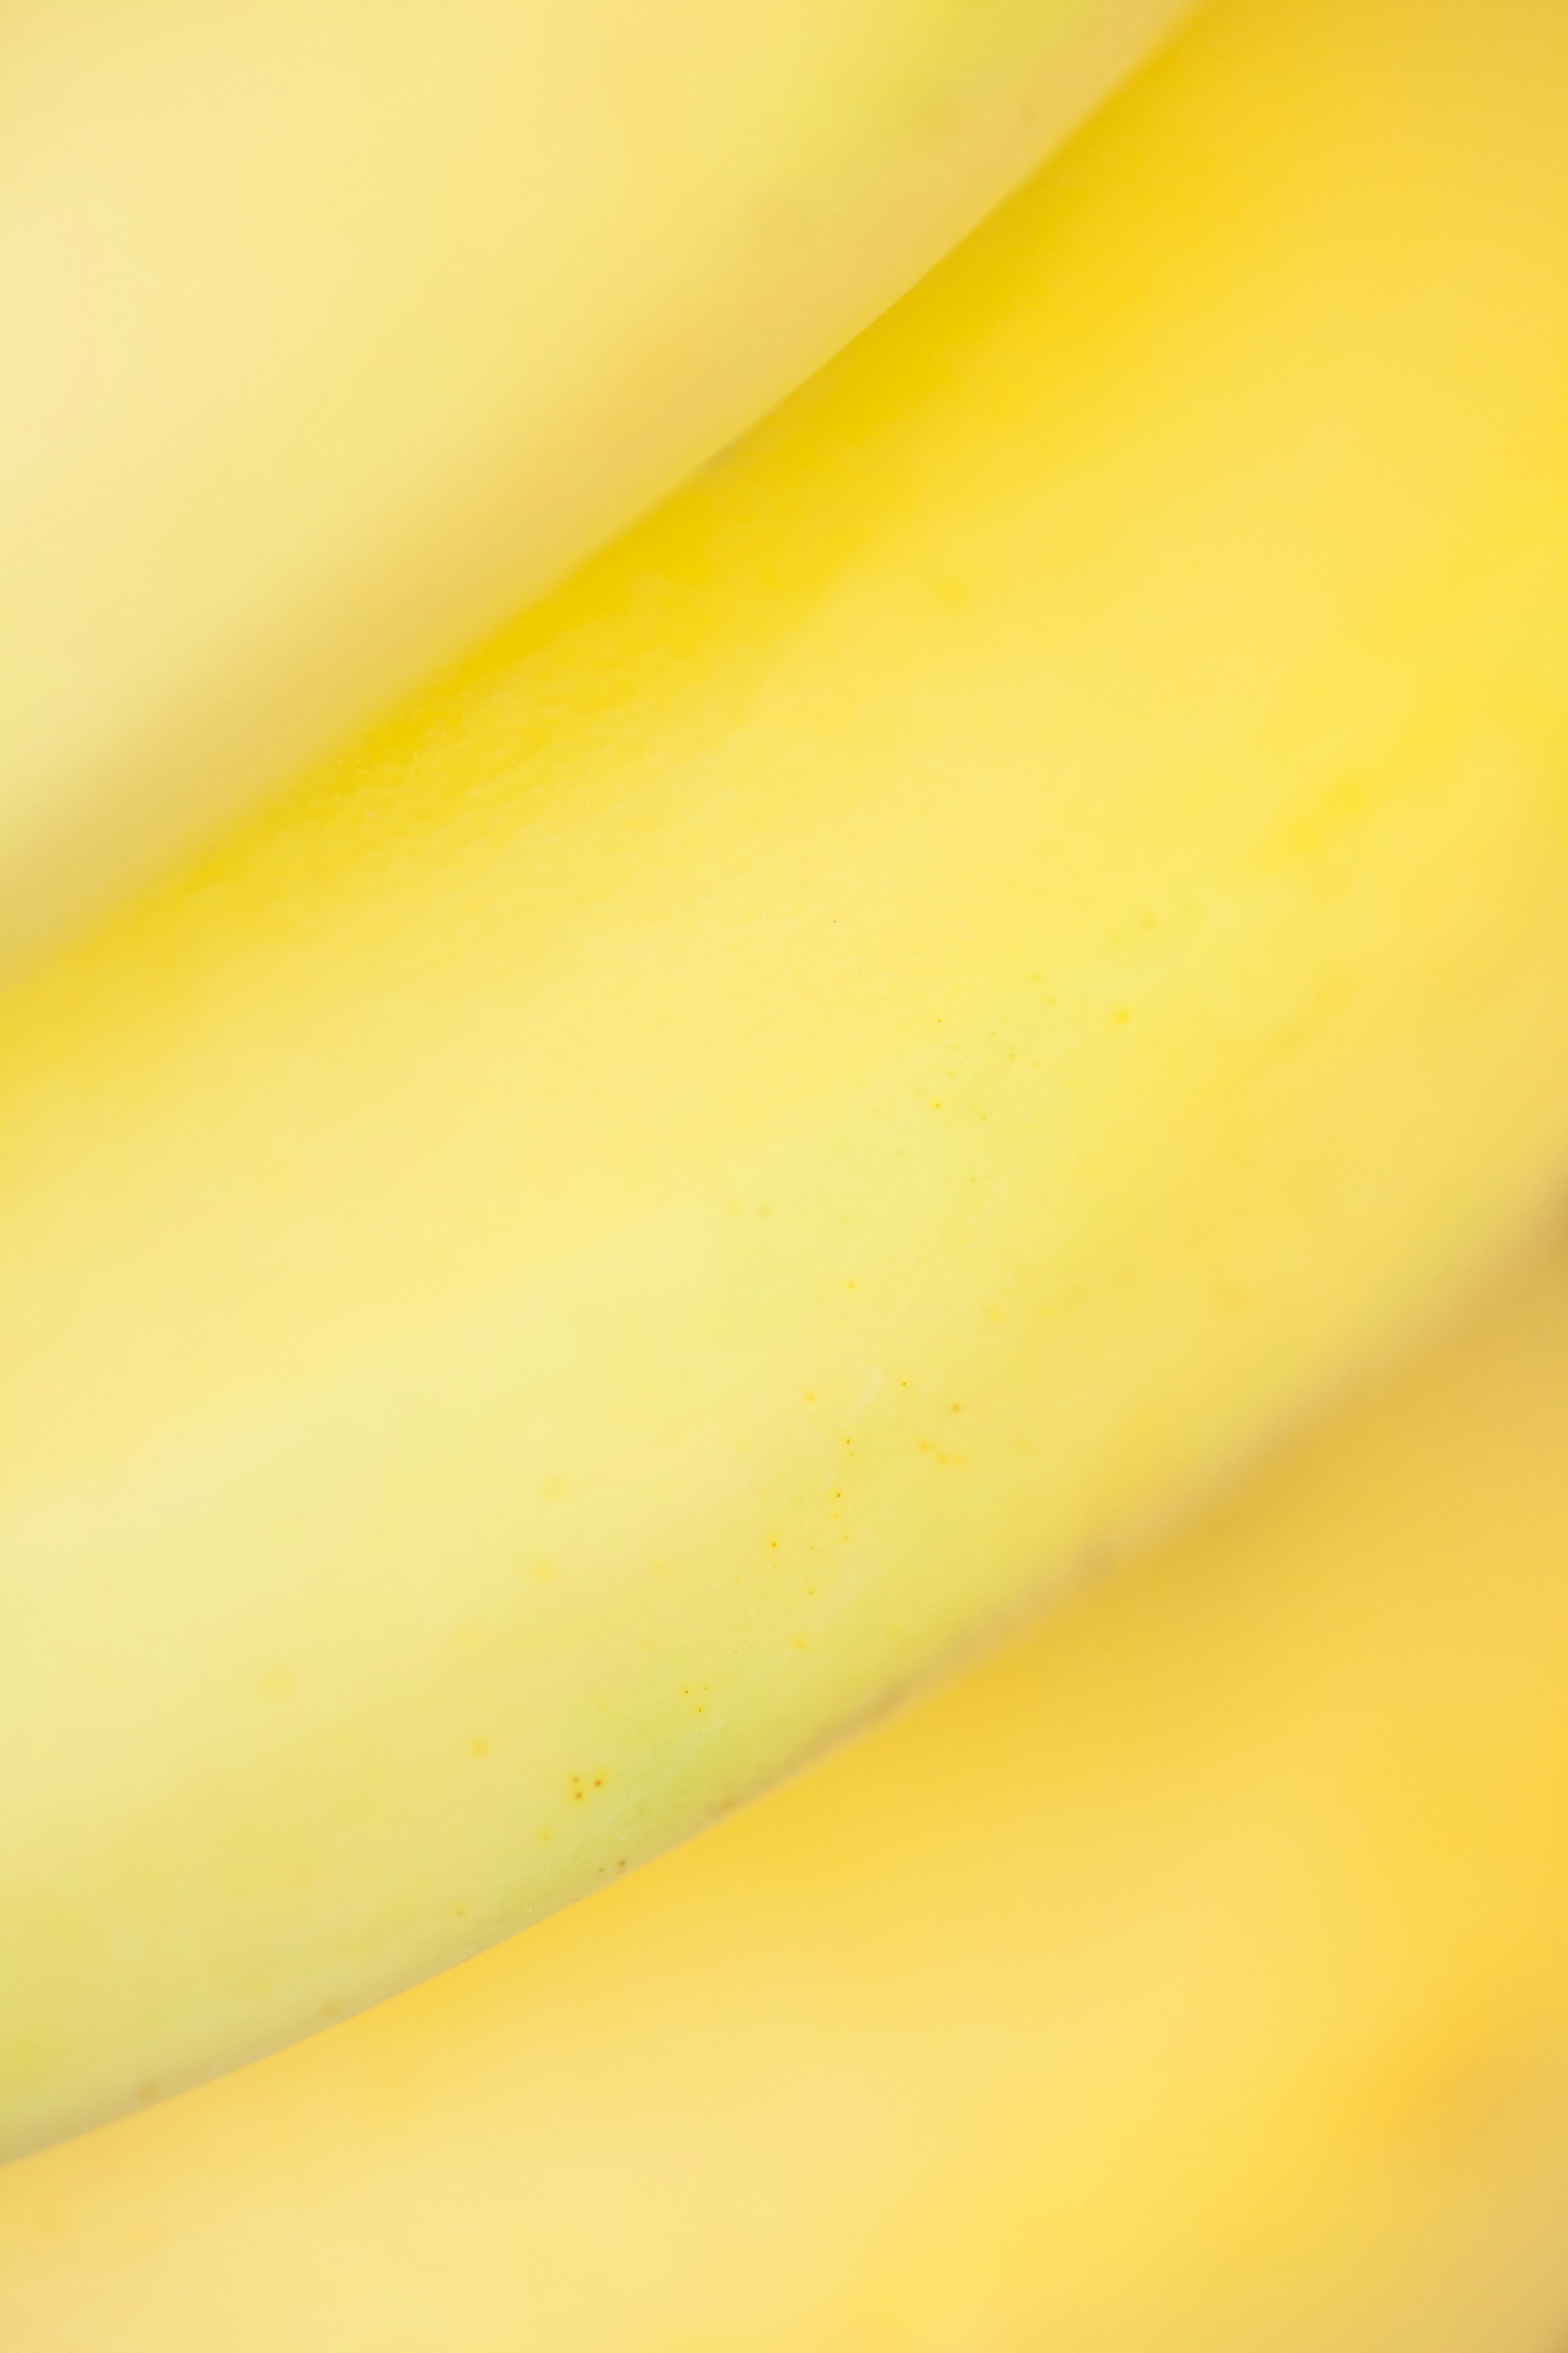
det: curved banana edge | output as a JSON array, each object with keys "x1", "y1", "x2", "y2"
[
  {"x1": 0, "y1": 0, "x2": 1192, "y2": 976},
  {"x1": 2, "y1": 1230, "x2": 1567, "y2": 2349},
  {"x1": 3, "y1": 0, "x2": 1568, "y2": 2157}
]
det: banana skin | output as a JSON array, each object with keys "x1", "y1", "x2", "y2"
[
  {"x1": 2, "y1": 1229, "x2": 1567, "y2": 2351},
  {"x1": 0, "y1": 0, "x2": 1190, "y2": 975},
  {"x1": 4, "y1": 0, "x2": 1568, "y2": 2160}
]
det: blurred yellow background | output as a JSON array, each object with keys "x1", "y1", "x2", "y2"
[{"x1": 3, "y1": 1226, "x2": 1566, "y2": 2350}]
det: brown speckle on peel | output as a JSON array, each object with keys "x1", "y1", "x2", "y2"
[{"x1": 918, "y1": 1437, "x2": 962, "y2": 1465}]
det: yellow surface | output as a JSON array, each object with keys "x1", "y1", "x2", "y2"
[
  {"x1": 0, "y1": 0, "x2": 1189, "y2": 973},
  {"x1": 4, "y1": 1234, "x2": 1567, "y2": 2351},
  {"x1": 5, "y1": 0, "x2": 1568, "y2": 2160}
]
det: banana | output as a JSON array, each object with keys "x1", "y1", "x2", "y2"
[
  {"x1": 4, "y1": 1234, "x2": 1567, "y2": 2351},
  {"x1": 4, "y1": 0, "x2": 1568, "y2": 2165},
  {"x1": 0, "y1": 0, "x2": 1190, "y2": 976}
]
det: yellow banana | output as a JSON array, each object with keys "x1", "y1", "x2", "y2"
[
  {"x1": 0, "y1": 0, "x2": 1189, "y2": 976},
  {"x1": 4, "y1": 0, "x2": 1568, "y2": 2163},
  {"x1": 3, "y1": 1231, "x2": 1567, "y2": 2350}
]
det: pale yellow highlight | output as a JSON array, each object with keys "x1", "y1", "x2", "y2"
[
  {"x1": 3, "y1": 1230, "x2": 1567, "y2": 2351},
  {"x1": 4, "y1": 0, "x2": 1568, "y2": 2159},
  {"x1": 0, "y1": 0, "x2": 1189, "y2": 972}
]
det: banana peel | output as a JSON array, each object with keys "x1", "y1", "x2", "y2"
[
  {"x1": 4, "y1": 0, "x2": 1568, "y2": 2161},
  {"x1": 0, "y1": 0, "x2": 1190, "y2": 974},
  {"x1": 2, "y1": 1227, "x2": 1566, "y2": 2349}
]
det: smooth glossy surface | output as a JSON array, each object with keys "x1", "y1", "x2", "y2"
[
  {"x1": 0, "y1": 0, "x2": 1189, "y2": 971},
  {"x1": 4, "y1": 0, "x2": 1568, "y2": 2160},
  {"x1": 3, "y1": 1235, "x2": 1567, "y2": 2348}
]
